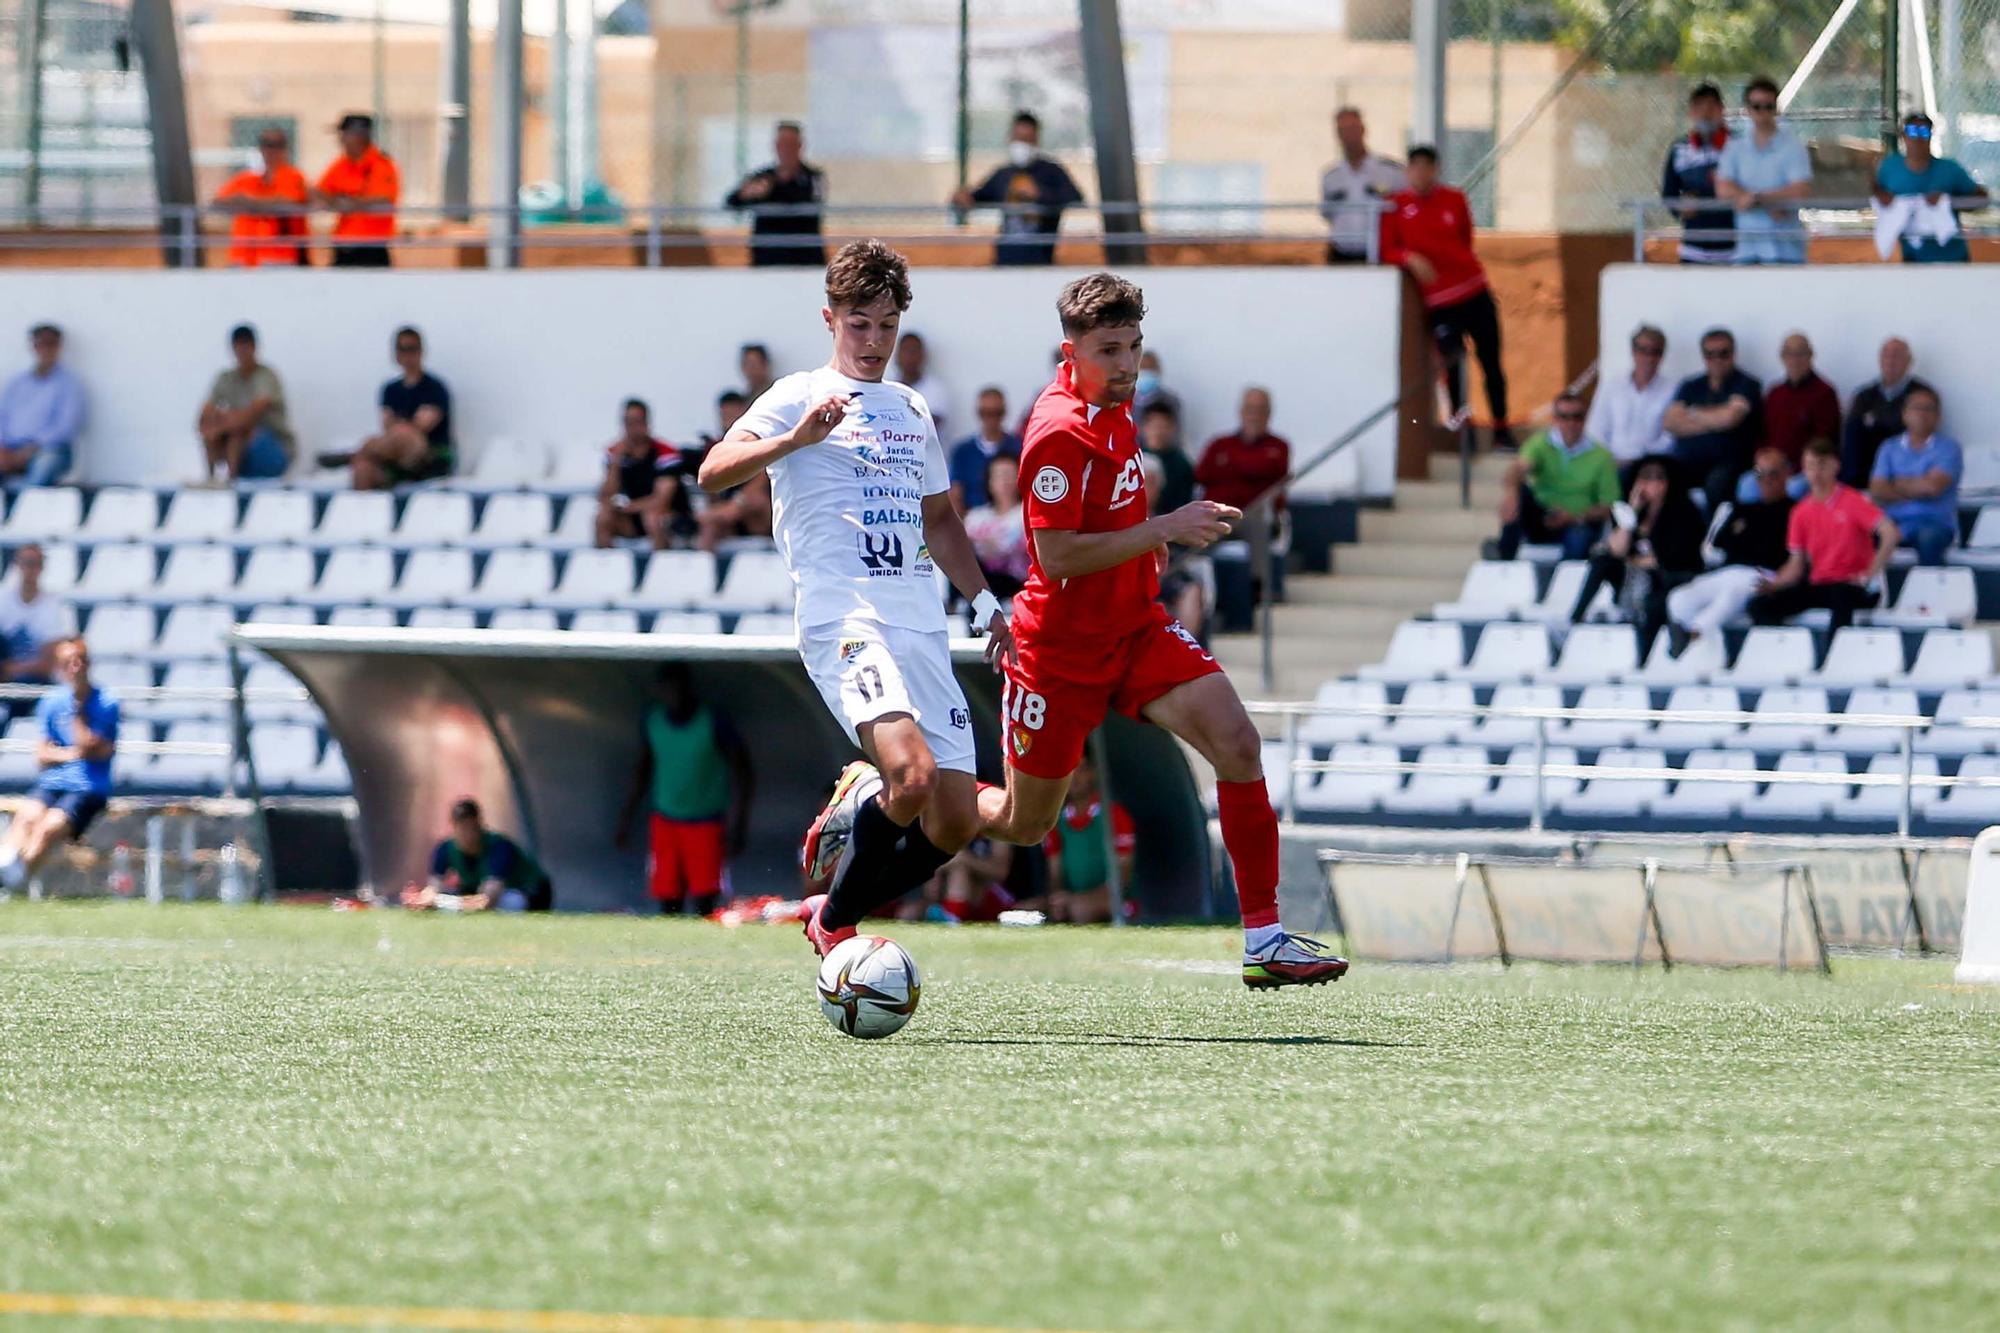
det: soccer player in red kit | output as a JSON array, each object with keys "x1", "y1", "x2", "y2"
[{"x1": 977, "y1": 272, "x2": 1347, "y2": 989}]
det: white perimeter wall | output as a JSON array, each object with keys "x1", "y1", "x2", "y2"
[
  {"x1": 0, "y1": 266, "x2": 1402, "y2": 498},
  {"x1": 1600, "y1": 264, "x2": 2000, "y2": 446}
]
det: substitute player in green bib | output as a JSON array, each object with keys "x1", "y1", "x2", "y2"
[{"x1": 617, "y1": 662, "x2": 753, "y2": 916}]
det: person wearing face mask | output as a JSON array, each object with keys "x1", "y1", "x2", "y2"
[
  {"x1": 951, "y1": 110, "x2": 1085, "y2": 267},
  {"x1": 1132, "y1": 349, "x2": 1181, "y2": 423},
  {"x1": 1661, "y1": 83, "x2": 1734, "y2": 265}
]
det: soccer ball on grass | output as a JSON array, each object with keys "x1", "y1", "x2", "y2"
[{"x1": 816, "y1": 935, "x2": 921, "y2": 1039}]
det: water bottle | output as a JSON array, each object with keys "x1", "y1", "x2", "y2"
[
  {"x1": 107, "y1": 843, "x2": 135, "y2": 898},
  {"x1": 218, "y1": 842, "x2": 245, "y2": 905}
]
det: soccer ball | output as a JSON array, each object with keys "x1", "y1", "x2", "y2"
[{"x1": 816, "y1": 935, "x2": 921, "y2": 1039}]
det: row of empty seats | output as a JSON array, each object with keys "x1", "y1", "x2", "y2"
[
  {"x1": 1364, "y1": 620, "x2": 1995, "y2": 689},
  {"x1": 0, "y1": 718, "x2": 348, "y2": 794},
  {"x1": 1436, "y1": 560, "x2": 1977, "y2": 630}
]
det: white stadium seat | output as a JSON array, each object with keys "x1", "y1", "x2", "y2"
[
  {"x1": 246, "y1": 603, "x2": 316, "y2": 626},
  {"x1": 1295, "y1": 742, "x2": 1401, "y2": 813},
  {"x1": 328, "y1": 605, "x2": 397, "y2": 628},
  {"x1": 713, "y1": 551, "x2": 795, "y2": 613},
  {"x1": 1556, "y1": 748, "x2": 1668, "y2": 818},
  {"x1": 151, "y1": 544, "x2": 239, "y2": 605},
  {"x1": 237, "y1": 490, "x2": 316, "y2": 546},
  {"x1": 1530, "y1": 560, "x2": 1612, "y2": 626},
  {"x1": 1380, "y1": 743, "x2": 1491, "y2": 814},
  {"x1": 1905, "y1": 629, "x2": 1995, "y2": 690},
  {"x1": 1446, "y1": 622, "x2": 1550, "y2": 685},
  {"x1": 0, "y1": 488, "x2": 82, "y2": 542},
  {"x1": 141, "y1": 720, "x2": 232, "y2": 790},
  {"x1": 1934, "y1": 755, "x2": 2000, "y2": 825},
  {"x1": 1635, "y1": 631, "x2": 1727, "y2": 686},
  {"x1": 1804, "y1": 627, "x2": 1905, "y2": 689},
  {"x1": 72, "y1": 542, "x2": 157, "y2": 602},
  {"x1": 1953, "y1": 506, "x2": 2000, "y2": 566},
  {"x1": 649, "y1": 611, "x2": 725, "y2": 636},
  {"x1": 317, "y1": 492, "x2": 394, "y2": 546},
  {"x1": 631, "y1": 551, "x2": 721, "y2": 610},
  {"x1": 1468, "y1": 683, "x2": 1561, "y2": 748},
  {"x1": 1650, "y1": 685, "x2": 1743, "y2": 751},
  {"x1": 545, "y1": 548, "x2": 635, "y2": 609},
  {"x1": 299, "y1": 739, "x2": 351, "y2": 793},
  {"x1": 570, "y1": 609, "x2": 641, "y2": 634},
  {"x1": 1836, "y1": 754, "x2": 1942, "y2": 822},
  {"x1": 152, "y1": 604, "x2": 234, "y2": 661},
  {"x1": 248, "y1": 722, "x2": 321, "y2": 791},
  {"x1": 1740, "y1": 687, "x2": 1832, "y2": 753},
  {"x1": 1432, "y1": 560, "x2": 1538, "y2": 621},
  {"x1": 1720, "y1": 626, "x2": 1817, "y2": 688},
  {"x1": 1357, "y1": 621, "x2": 1465, "y2": 684},
  {"x1": 314, "y1": 547, "x2": 395, "y2": 604},
  {"x1": 92, "y1": 660, "x2": 155, "y2": 718},
  {"x1": 1375, "y1": 680, "x2": 1475, "y2": 748},
  {"x1": 489, "y1": 607, "x2": 560, "y2": 632},
  {"x1": 1651, "y1": 749, "x2": 1758, "y2": 818},
  {"x1": 236, "y1": 546, "x2": 317, "y2": 603},
  {"x1": 1546, "y1": 624, "x2": 1639, "y2": 687},
  {"x1": 241, "y1": 661, "x2": 314, "y2": 723},
  {"x1": 84, "y1": 603, "x2": 156, "y2": 660},
  {"x1": 546, "y1": 497, "x2": 601, "y2": 549},
  {"x1": 730, "y1": 613, "x2": 797, "y2": 639},
  {"x1": 549, "y1": 444, "x2": 608, "y2": 492},
  {"x1": 32, "y1": 544, "x2": 77, "y2": 594},
  {"x1": 1555, "y1": 683, "x2": 1652, "y2": 749},
  {"x1": 408, "y1": 606, "x2": 477, "y2": 630},
  {"x1": 394, "y1": 491, "x2": 474, "y2": 546},
  {"x1": 468, "y1": 437, "x2": 548, "y2": 488},
  {"x1": 1825, "y1": 688, "x2": 1922, "y2": 755},
  {"x1": 78, "y1": 487, "x2": 159, "y2": 542},
  {"x1": 1469, "y1": 744, "x2": 1581, "y2": 817},
  {"x1": 0, "y1": 715, "x2": 42, "y2": 786},
  {"x1": 159, "y1": 490, "x2": 239, "y2": 544},
  {"x1": 1874, "y1": 567, "x2": 1976, "y2": 627},
  {"x1": 466, "y1": 492, "x2": 554, "y2": 549},
  {"x1": 462, "y1": 549, "x2": 555, "y2": 609},
  {"x1": 107, "y1": 719, "x2": 152, "y2": 786},
  {"x1": 1743, "y1": 751, "x2": 1850, "y2": 820},
  {"x1": 380, "y1": 547, "x2": 474, "y2": 609},
  {"x1": 1918, "y1": 689, "x2": 2000, "y2": 757},
  {"x1": 1299, "y1": 679, "x2": 1388, "y2": 746},
  {"x1": 153, "y1": 662, "x2": 233, "y2": 722}
]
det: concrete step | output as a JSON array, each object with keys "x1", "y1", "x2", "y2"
[
  {"x1": 1329, "y1": 542, "x2": 1484, "y2": 579},
  {"x1": 1286, "y1": 572, "x2": 1462, "y2": 609},
  {"x1": 1358, "y1": 506, "x2": 1494, "y2": 545}
]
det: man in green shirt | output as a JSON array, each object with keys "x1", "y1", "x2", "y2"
[
  {"x1": 617, "y1": 663, "x2": 753, "y2": 916},
  {"x1": 198, "y1": 324, "x2": 293, "y2": 482},
  {"x1": 401, "y1": 797, "x2": 551, "y2": 912},
  {"x1": 1497, "y1": 391, "x2": 1619, "y2": 559}
]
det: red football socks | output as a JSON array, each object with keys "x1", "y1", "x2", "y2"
[{"x1": 1215, "y1": 779, "x2": 1281, "y2": 929}]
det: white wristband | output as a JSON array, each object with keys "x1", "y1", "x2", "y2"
[{"x1": 971, "y1": 589, "x2": 1003, "y2": 631}]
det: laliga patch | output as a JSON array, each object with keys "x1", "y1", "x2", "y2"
[{"x1": 1032, "y1": 466, "x2": 1071, "y2": 503}]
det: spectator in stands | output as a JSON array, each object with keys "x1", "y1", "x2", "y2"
[
  {"x1": 951, "y1": 110, "x2": 1084, "y2": 267},
  {"x1": 616, "y1": 664, "x2": 752, "y2": 918},
  {"x1": 739, "y1": 344, "x2": 775, "y2": 403},
  {"x1": 1662, "y1": 83, "x2": 1734, "y2": 266},
  {"x1": 1320, "y1": 106, "x2": 1403, "y2": 264},
  {"x1": 1020, "y1": 753, "x2": 1134, "y2": 925},
  {"x1": 948, "y1": 387, "x2": 1020, "y2": 511},
  {"x1": 1874, "y1": 112, "x2": 1987, "y2": 264},
  {"x1": 0, "y1": 324, "x2": 82, "y2": 491},
  {"x1": 723, "y1": 121, "x2": 826, "y2": 268},
  {"x1": 327, "y1": 326, "x2": 453, "y2": 490},
  {"x1": 888, "y1": 332, "x2": 954, "y2": 439},
  {"x1": 1747, "y1": 332, "x2": 1837, "y2": 492},
  {"x1": 1868, "y1": 384, "x2": 1961, "y2": 566},
  {"x1": 1144, "y1": 453, "x2": 1211, "y2": 641},
  {"x1": 1196, "y1": 387, "x2": 1290, "y2": 517},
  {"x1": 594, "y1": 398, "x2": 691, "y2": 550},
  {"x1": 701, "y1": 390, "x2": 749, "y2": 451},
  {"x1": 0, "y1": 545, "x2": 73, "y2": 688},
  {"x1": 1381, "y1": 146, "x2": 1512, "y2": 447},
  {"x1": 1714, "y1": 77, "x2": 1812, "y2": 265},
  {"x1": 313, "y1": 112, "x2": 399, "y2": 268},
  {"x1": 1663, "y1": 327, "x2": 1761, "y2": 504},
  {"x1": 1750, "y1": 438, "x2": 1897, "y2": 632},
  {"x1": 695, "y1": 471, "x2": 773, "y2": 552},
  {"x1": 1138, "y1": 401, "x2": 1195, "y2": 515},
  {"x1": 1665, "y1": 447, "x2": 1797, "y2": 654},
  {"x1": 1496, "y1": 392, "x2": 1617, "y2": 560},
  {"x1": 213, "y1": 126, "x2": 308, "y2": 268},
  {"x1": 1568, "y1": 455, "x2": 1706, "y2": 653},
  {"x1": 1133, "y1": 350, "x2": 1182, "y2": 423},
  {"x1": 401, "y1": 797, "x2": 550, "y2": 912},
  {"x1": 1585, "y1": 325, "x2": 1674, "y2": 479},
  {"x1": 961, "y1": 453, "x2": 1031, "y2": 598},
  {"x1": 0, "y1": 636, "x2": 114, "y2": 892},
  {"x1": 198, "y1": 324, "x2": 293, "y2": 483},
  {"x1": 1843, "y1": 336, "x2": 1930, "y2": 485}
]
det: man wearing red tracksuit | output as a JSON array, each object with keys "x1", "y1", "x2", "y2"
[{"x1": 1379, "y1": 145, "x2": 1512, "y2": 447}]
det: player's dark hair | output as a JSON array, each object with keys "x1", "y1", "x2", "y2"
[
  {"x1": 1700, "y1": 327, "x2": 1735, "y2": 351},
  {"x1": 394, "y1": 325, "x2": 422, "y2": 348},
  {"x1": 1012, "y1": 110, "x2": 1040, "y2": 133},
  {"x1": 622, "y1": 397, "x2": 649, "y2": 417},
  {"x1": 1056, "y1": 272, "x2": 1146, "y2": 337},
  {"x1": 1689, "y1": 82, "x2": 1723, "y2": 104},
  {"x1": 739, "y1": 342, "x2": 769, "y2": 362},
  {"x1": 1804, "y1": 437, "x2": 1840, "y2": 461},
  {"x1": 450, "y1": 797, "x2": 481, "y2": 821},
  {"x1": 1907, "y1": 383, "x2": 1941, "y2": 410},
  {"x1": 229, "y1": 323, "x2": 256, "y2": 346},
  {"x1": 1139, "y1": 400, "x2": 1178, "y2": 423},
  {"x1": 717, "y1": 390, "x2": 747, "y2": 408},
  {"x1": 775, "y1": 120, "x2": 802, "y2": 136},
  {"x1": 824, "y1": 239, "x2": 913, "y2": 314},
  {"x1": 28, "y1": 323, "x2": 59, "y2": 341},
  {"x1": 1406, "y1": 144, "x2": 1438, "y2": 166},
  {"x1": 1744, "y1": 76, "x2": 1779, "y2": 102}
]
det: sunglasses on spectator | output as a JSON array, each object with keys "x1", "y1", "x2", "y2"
[
  {"x1": 395, "y1": 342, "x2": 421, "y2": 354},
  {"x1": 1633, "y1": 343, "x2": 1665, "y2": 356},
  {"x1": 1747, "y1": 100, "x2": 1778, "y2": 111},
  {"x1": 1702, "y1": 347, "x2": 1733, "y2": 359},
  {"x1": 1904, "y1": 123, "x2": 1934, "y2": 139}
]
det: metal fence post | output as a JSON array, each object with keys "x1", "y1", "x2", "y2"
[
  {"x1": 1530, "y1": 715, "x2": 1548, "y2": 834},
  {"x1": 1281, "y1": 707, "x2": 1299, "y2": 824},
  {"x1": 645, "y1": 206, "x2": 663, "y2": 268},
  {"x1": 1899, "y1": 724, "x2": 1916, "y2": 838},
  {"x1": 1632, "y1": 200, "x2": 1647, "y2": 262},
  {"x1": 177, "y1": 206, "x2": 198, "y2": 268}
]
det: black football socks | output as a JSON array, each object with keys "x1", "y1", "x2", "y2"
[{"x1": 819, "y1": 797, "x2": 957, "y2": 931}]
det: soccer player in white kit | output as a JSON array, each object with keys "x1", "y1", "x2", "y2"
[{"x1": 697, "y1": 241, "x2": 1013, "y2": 948}]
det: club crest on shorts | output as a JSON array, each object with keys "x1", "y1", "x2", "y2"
[
  {"x1": 1011, "y1": 727, "x2": 1033, "y2": 757},
  {"x1": 838, "y1": 638, "x2": 866, "y2": 662},
  {"x1": 1031, "y1": 466, "x2": 1070, "y2": 503}
]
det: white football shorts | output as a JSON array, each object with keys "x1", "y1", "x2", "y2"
[{"x1": 799, "y1": 617, "x2": 977, "y2": 775}]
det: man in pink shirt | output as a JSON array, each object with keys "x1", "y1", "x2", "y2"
[{"x1": 1749, "y1": 437, "x2": 1898, "y2": 632}]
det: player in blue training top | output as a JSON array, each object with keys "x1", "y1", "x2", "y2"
[{"x1": 0, "y1": 636, "x2": 117, "y2": 891}]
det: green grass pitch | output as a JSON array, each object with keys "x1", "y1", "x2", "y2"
[{"x1": 2, "y1": 903, "x2": 1998, "y2": 1332}]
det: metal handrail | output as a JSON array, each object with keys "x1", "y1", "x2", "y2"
[{"x1": 1628, "y1": 193, "x2": 1997, "y2": 261}]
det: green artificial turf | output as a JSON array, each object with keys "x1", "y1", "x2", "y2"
[{"x1": 1, "y1": 903, "x2": 1997, "y2": 1332}]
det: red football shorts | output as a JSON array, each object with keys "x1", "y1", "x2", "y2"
[
  {"x1": 1001, "y1": 605, "x2": 1222, "y2": 780},
  {"x1": 649, "y1": 813, "x2": 726, "y2": 901}
]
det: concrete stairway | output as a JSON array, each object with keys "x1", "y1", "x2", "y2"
[{"x1": 1214, "y1": 453, "x2": 1508, "y2": 701}]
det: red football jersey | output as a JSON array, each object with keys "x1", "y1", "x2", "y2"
[{"x1": 1012, "y1": 364, "x2": 1158, "y2": 664}]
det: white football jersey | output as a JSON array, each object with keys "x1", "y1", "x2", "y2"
[{"x1": 735, "y1": 367, "x2": 950, "y2": 632}]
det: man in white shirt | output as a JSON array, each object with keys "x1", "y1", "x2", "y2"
[
  {"x1": 1319, "y1": 107, "x2": 1405, "y2": 263},
  {"x1": 0, "y1": 544, "x2": 76, "y2": 685},
  {"x1": 887, "y1": 330, "x2": 954, "y2": 441},
  {"x1": 698, "y1": 240, "x2": 1012, "y2": 959},
  {"x1": 1584, "y1": 324, "x2": 1676, "y2": 480}
]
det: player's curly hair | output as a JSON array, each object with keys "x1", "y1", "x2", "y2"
[
  {"x1": 1056, "y1": 272, "x2": 1146, "y2": 337},
  {"x1": 824, "y1": 240, "x2": 912, "y2": 313}
]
